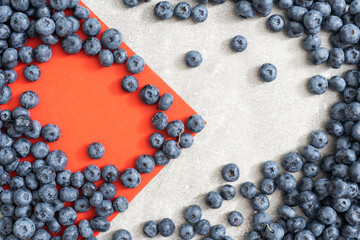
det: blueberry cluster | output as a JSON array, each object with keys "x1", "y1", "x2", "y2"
[
  {"x1": 153, "y1": 1, "x2": 208, "y2": 22},
  {"x1": 0, "y1": 0, "x2": 207, "y2": 239}
]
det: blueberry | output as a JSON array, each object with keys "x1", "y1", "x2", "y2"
[
  {"x1": 294, "y1": 230, "x2": 314, "y2": 240},
  {"x1": 287, "y1": 216, "x2": 306, "y2": 233},
  {"x1": 82, "y1": 18, "x2": 101, "y2": 37},
  {"x1": 158, "y1": 218, "x2": 175, "y2": 237},
  {"x1": 276, "y1": 173, "x2": 296, "y2": 192},
  {"x1": 267, "y1": 14, "x2": 285, "y2": 32},
  {"x1": 143, "y1": 220, "x2": 158, "y2": 237},
  {"x1": 30, "y1": 141, "x2": 49, "y2": 159},
  {"x1": 59, "y1": 186, "x2": 79, "y2": 202},
  {"x1": 99, "y1": 183, "x2": 116, "y2": 200},
  {"x1": 221, "y1": 163, "x2": 240, "y2": 182},
  {"x1": 101, "y1": 28, "x2": 122, "y2": 50},
  {"x1": 121, "y1": 75, "x2": 139, "y2": 93},
  {"x1": 194, "y1": 219, "x2": 210, "y2": 235},
  {"x1": 120, "y1": 168, "x2": 141, "y2": 188},
  {"x1": 39, "y1": 184, "x2": 58, "y2": 203},
  {"x1": 123, "y1": 0, "x2": 140, "y2": 7},
  {"x1": 81, "y1": 182, "x2": 97, "y2": 198},
  {"x1": 16, "y1": 161, "x2": 31, "y2": 177},
  {"x1": 328, "y1": 48, "x2": 344, "y2": 68},
  {"x1": 302, "y1": 35, "x2": 321, "y2": 51},
  {"x1": 4, "y1": 70, "x2": 17, "y2": 84},
  {"x1": 158, "y1": 93, "x2": 173, "y2": 111},
  {"x1": 0, "y1": 5, "x2": 12, "y2": 23},
  {"x1": 309, "y1": 48, "x2": 329, "y2": 65},
  {"x1": 112, "y1": 196, "x2": 129, "y2": 213},
  {"x1": 205, "y1": 191, "x2": 222, "y2": 209},
  {"x1": 62, "y1": 33, "x2": 82, "y2": 54},
  {"x1": 99, "y1": 49, "x2": 114, "y2": 67},
  {"x1": 331, "y1": 197, "x2": 351, "y2": 212},
  {"x1": 246, "y1": 231, "x2": 263, "y2": 240},
  {"x1": 317, "y1": 206, "x2": 337, "y2": 225},
  {"x1": 302, "y1": 163, "x2": 319, "y2": 178},
  {"x1": 0, "y1": 147, "x2": 17, "y2": 166},
  {"x1": 19, "y1": 90, "x2": 39, "y2": 110},
  {"x1": 87, "y1": 142, "x2": 105, "y2": 159},
  {"x1": 25, "y1": 173, "x2": 38, "y2": 190},
  {"x1": 154, "y1": 150, "x2": 171, "y2": 165},
  {"x1": 34, "y1": 44, "x2": 52, "y2": 63},
  {"x1": 69, "y1": 171, "x2": 84, "y2": 188},
  {"x1": 230, "y1": 35, "x2": 248, "y2": 53},
  {"x1": 35, "y1": 17, "x2": 55, "y2": 36},
  {"x1": 46, "y1": 150, "x2": 68, "y2": 171},
  {"x1": 8, "y1": 31, "x2": 27, "y2": 49},
  {"x1": 344, "y1": 46, "x2": 360, "y2": 64},
  {"x1": 149, "y1": 132, "x2": 165, "y2": 149},
  {"x1": 63, "y1": 225, "x2": 79, "y2": 239},
  {"x1": 113, "y1": 49, "x2": 127, "y2": 64},
  {"x1": 167, "y1": 120, "x2": 184, "y2": 137},
  {"x1": 235, "y1": 1, "x2": 256, "y2": 18},
  {"x1": 101, "y1": 164, "x2": 119, "y2": 183},
  {"x1": 41, "y1": 123, "x2": 60, "y2": 142},
  {"x1": 210, "y1": 224, "x2": 226, "y2": 240},
  {"x1": 345, "y1": 204, "x2": 360, "y2": 225},
  {"x1": 174, "y1": 2, "x2": 191, "y2": 19},
  {"x1": 303, "y1": 10, "x2": 322, "y2": 30},
  {"x1": 46, "y1": 218, "x2": 61, "y2": 233},
  {"x1": 24, "y1": 65, "x2": 40, "y2": 82},
  {"x1": 2, "y1": 48, "x2": 18, "y2": 70},
  {"x1": 84, "y1": 165, "x2": 101, "y2": 182},
  {"x1": 79, "y1": 220, "x2": 93, "y2": 238},
  {"x1": 282, "y1": 152, "x2": 303, "y2": 172},
  {"x1": 49, "y1": 0, "x2": 69, "y2": 11},
  {"x1": 34, "y1": 202, "x2": 54, "y2": 222},
  {"x1": 89, "y1": 191, "x2": 103, "y2": 207},
  {"x1": 58, "y1": 207, "x2": 77, "y2": 226},
  {"x1": 183, "y1": 205, "x2": 202, "y2": 224},
  {"x1": 265, "y1": 223, "x2": 284, "y2": 240},
  {"x1": 13, "y1": 138, "x2": 31, "y2": 158},
  {"x1": 261, "y1": 161, "x2": 279, "y2": 179},
  {"x1": 68, "y1": 0, "x2": 79, "y2": 8},
  {"x1": 252, "y1": 0, "x2": 272, "y2": 16},
  {"x1": 325, "y1": 120, "x2": 344, "y2": 137},
  {"x1": 240, "y1": 181, "x2": 257, "y2": 199},
  {"x1": 126, "y1": 55, "x2": 145, "y2": 74},
  {"x1": 306, "y1": 221, "x2": 325, "y2": 237},
  {"x1": 135, "y1": 154, "x2": 155, "y2": 174},
  {"x1": 300, "y1": 145, "x2": 321, "y2": 163},
  {"x1": 67, "y1": 15, "x2": 80, "y2": 32},
  {"x1": 309, "y1": 130, "x2": 328, "y2": 149},
  {"x1": 140, "y1": 84, "x2": 160, "y2": 104},
  {"x1": 10, "y1": 12, "x2": 30, "y2": 33},
  {"x1": 311, "y1": 2, "x2": 331, "y2": 16},
  {"x1": 55, "y1": 17, "x2": 73, "y2": 37},
  {"x1": 74, "y1": 196, "x2": 91, "y2": 213},
  {"x1": 259, "y1": 178, "x2": 276, "y2": 195},
  {"x1": 228, "y1": 211, "x2": 243, "y2": 226},
  {"x1": 162, "y1": 140, "x2": 181, "y2": 158},
  {"x1": 74, "y1": 5, "x2": 90, "y2": 19},
  {"x1": 340, "y1": 24, "x2": 360, "y2": 44},
  {"x1": 51, "y1": 10, "x2": 65, "y2": 22},
  {"x1": 152, "y1": 112, "x2": 168, "y2": 130},
  {"x1": 113, "y1": 229, "x2": 132, "y2": 240},
  {"x1": 154, "y1": 1, "x2": 174, "y2": 20},
  {"x1": 13, "y1": 217, "x2": 36, "y2": 239},
  {"x1": 219, "y1": 184, "x2": 236, "y2": 200},
  {"x1": 185, "y1": 50, "x2": 202, "y2": 67}
]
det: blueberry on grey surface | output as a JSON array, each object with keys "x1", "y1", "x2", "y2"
[
  {"x1": 174, "y1": 2, "x2": 191, "y2": 19},
  {"x1": 308, "y1": 75, "x2": 328, "y2": 95},
  {"x1": 240, "y1": 181, "x2": 257, "y2": 199},
  {"x1": 113, "y1": 229, "x2": 132, "y2": 240},
  {"x1": 158, "y1": 218, "x2": 175, "y2": 237},
  {"x1": 140, "y1": 84, "x2": 160, "y2": 105},
  {"x1": 267, "y1": 14, "x2": 285, "y2": 32},
  {"x1": 228, "y1": 211, "x2": 243, "y2": 226},
  {"x1": 184, "y1": 205, "x2": 202, "y2": 224},
  {"x1": 179, "y1": 224, "x2": 195, "y2": 240},
  {"x1": 230, "y1": 35, "x2": 248, "y2": 52},
  {"x1": 282, "y1": 152, "x2": 303, "y2": 172},
  {"x1": 259, "y1": 63, "x2": 277, "y2": 82},
  {"x1": 253, "y1": 212, "x2": 271, "y2": 231},
  {"x1": 210, "y1": 224, "x2": 226, "y2": 240},
  {"x1": 143, "y1": 220, "x2": 158, "y2": 238},
  {"x1": 120, "y1": 168, "x2": 141, "y2": 188},
  {"x1": 276, "y1": 172, "x2": 296, "y2": 193},
  {"x1": 185, "y1": 50, "x2": 202, "y2": 68},
  {"x1": 205, "y1": 191, "x2": 222, "y2": 209},
  {"x1": 123, "y1": 0, "x2": 140, "y2": 7},
  {"x1": 154, "y1": 1, "x2": 174, "y2": 20},
  {"x1": 221, "y1": 163, "x2": 240, "y2": 182},
  {"x1": 126, "y1": 54, "x2": 145, "y2": 74},
  {"x1": 259, "y1": 178, "x2": 276, "y2": 195}
]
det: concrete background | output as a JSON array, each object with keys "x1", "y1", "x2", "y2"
[{"x1": 82, "y1": 0, "x2": 350, "y2": 239}]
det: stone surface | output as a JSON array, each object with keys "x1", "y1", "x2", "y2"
[{"x1": 83, "y1": 0, "x2": 348, "y2": 239}]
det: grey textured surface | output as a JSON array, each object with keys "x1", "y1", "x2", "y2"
[{"x1": 82, "y1": 0, "x2": 350, "y2": 239}]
